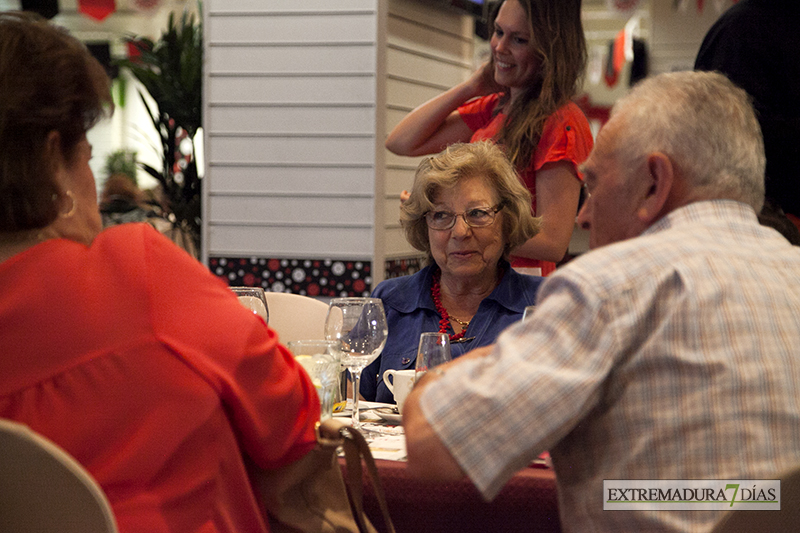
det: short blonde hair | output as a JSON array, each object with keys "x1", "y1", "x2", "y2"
[{"x1": 401, "y1": 141, "x2": 540, "y2": 262}]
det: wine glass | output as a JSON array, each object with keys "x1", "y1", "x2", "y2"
[
  {"x1": 286, "y1": 340, "x2": 340, "y2": 421},
  {"x1": 324, "y1": 297, "x2": 388, "y2": 429},
  {"x1": 231, "y1": 286, "x2": 269, "y2": 324},
  {"x1": 415, "y1": 332, "x2": 451, "y2": 380}
]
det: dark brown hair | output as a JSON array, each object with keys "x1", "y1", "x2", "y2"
[
  {"x1": 491, "y1": 0, "x2": 586, "y2": 171},
  {"x1": 0, "y1": 11, "x2": 112, "y2": 231}
]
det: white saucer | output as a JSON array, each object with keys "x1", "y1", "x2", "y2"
[{"x1": 373, "y1": 407, "x2": 403, "y2": 425}]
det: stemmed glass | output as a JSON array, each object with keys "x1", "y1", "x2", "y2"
[
  {"x1": 230, "y1": 286, "x2": 269, "y2": 324},
  {"x1": 324, "y1": 297, "x2": 388, "y2": 429},
  {"x1": 415, "y1": 332, "x2": 451, "y2": 380}
]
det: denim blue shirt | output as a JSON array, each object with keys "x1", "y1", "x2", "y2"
[{"x1": 360, "y1": 262, "x2": 543, "y2": 403}]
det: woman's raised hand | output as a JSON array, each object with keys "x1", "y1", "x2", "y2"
[
  {"x1": 465, "y1": 60, "x2": 504, "y2": 99},
  {"x1": 385, "y1": 62, "x2": 501, "y2": 157}
]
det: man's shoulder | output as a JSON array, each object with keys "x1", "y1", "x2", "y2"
[
  {"x1": 552, "y1": 202, "x2": 791, "y2": 292},
  {"x1": 549, "y1": 225, "x2": 695, "y2": 294}
]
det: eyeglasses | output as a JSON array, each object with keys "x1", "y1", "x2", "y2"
[{"x1": 424, "y1": 203, "x2": 505, "y2": 231}]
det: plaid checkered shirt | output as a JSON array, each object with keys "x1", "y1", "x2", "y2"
[{"x1": 421, "y1": 200, "x2": 800, "y2": 532}]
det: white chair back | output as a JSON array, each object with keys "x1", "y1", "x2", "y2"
[
  {"x1": 0, "y1": 418, "x2": 118, "y2": 533},
  {"x1": 265, "y1": 292, "x2": 330, "y2": 343}
]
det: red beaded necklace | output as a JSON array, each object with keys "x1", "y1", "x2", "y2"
[{"x1": 431, "y1": 270, "x2": 468, "y2": 341}]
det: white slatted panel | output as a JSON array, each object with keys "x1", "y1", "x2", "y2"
[
  {"x1": 384, "y1": 167, "x2": 415, "y2": 197},
  {"x1": 212, "y1": 0, "x2": 371, "y2": 11},
  {"x1": 209, "y1": 106, "x2": 375, "y2": 134},
  {"x1": 204, "y1": 0, "x2": 379, "y2": 262},
  {"x1": 210, "y1": 197, "x2": 374, "y2": 225},
  {"x1": 209, "y1": 166, "x2": 373, "y2": 195},
  {"x1": 208, "y1": 137, "x2": 375, "y2": 164},
  {"x1": 383, "y1": 227, "x2": 415, "y2": 255},
  {"x1": 383, "y1": 0, "x2": 473, "y2": 259},
  {"x1": 386, "y1": 78, "x2": 446, "y2": 112},
  {"x1": 208, "y1": 13, "x2": 376, "y2": 42},
  {"x1": 386, "y1": 48, "x2": 470, "y2": 87},
  {"x1": 383, "y1": 198, "x2": 405, "y2": 228},
  {"x1": 208, "y1": 45, "x2": 376, "y2": 74},
  {"x1": 209, "y1": 226, "x2": 374, "y2": 257},
  {"x1": 208, "y1": 75, "x2": 375, "y2": 104}
]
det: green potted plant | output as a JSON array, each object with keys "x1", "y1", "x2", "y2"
[
  {"x1": 116, "y1": 9, "x2": 203, "y2": 254},
  {"x1": 103, "y1": 148, "x2": 138, "y2": 186}
]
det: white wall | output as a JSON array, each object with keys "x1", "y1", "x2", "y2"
[
  {"x1": 383, "y1": 0, "x2": 474, "y2": 260},
  {"x1": 203, "y1": 0, "x2": 381, "y2": 267},
  {"x1": 649, "y1": 0, "x2": 734, "y2": 74}
]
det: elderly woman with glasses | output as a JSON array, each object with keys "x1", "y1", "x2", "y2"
[{"x1": 361, "y1": 141, "x2": 543, "y2": 403}]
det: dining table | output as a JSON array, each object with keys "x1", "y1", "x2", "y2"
[{"x1": 335, "y1": 403, "x2": 561, "y2": 533}]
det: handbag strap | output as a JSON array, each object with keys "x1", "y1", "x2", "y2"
[{"x1": 341, "y1": 427, "x2": 396, "y2": 533}]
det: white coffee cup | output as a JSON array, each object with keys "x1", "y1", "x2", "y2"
[{"x1": 382, "y1": 369, "x2": 416, "y2": 413}]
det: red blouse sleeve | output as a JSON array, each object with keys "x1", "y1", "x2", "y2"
[
  {"x1": 458, "y1": 93, "x2": 502, "y2": 133},
  {"x1": 531, "y1": 101, "x2": 594, "y2": 178}
]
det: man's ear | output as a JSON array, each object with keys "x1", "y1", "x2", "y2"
[{"x1": 636, "y1": 152, "x2": 673, "y2": 224}]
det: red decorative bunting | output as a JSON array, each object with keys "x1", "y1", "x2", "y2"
[
  {"x1": 132, "y1": 0, "x2": 162, "y2": 12},
  {"x1": 607, "y1": 0, "x2": 641, "y2": 14},
  {"x1": 77, "y1": 0, "x2": 116, "y2": 22},
  {"x1": 604, "y1": 29, "x2": 626, "y2": 88}
]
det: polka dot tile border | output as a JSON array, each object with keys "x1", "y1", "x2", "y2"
[
  {"x1": 209, "y1": 255, "x2": 425, "y2": 296},
  {"x1": 209, "y1": 256, "x2": 372, "y2": 297},
  {"x1": 384, "y1": 257, "x2": 424, "y2": 279}
]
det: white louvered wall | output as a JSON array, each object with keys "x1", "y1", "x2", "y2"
[
  {"x1": 383, "y1": 0, "x2": 474, "y2": 259},
  {"x1": 203, "y1": 0, "x2": 472, "y2": 289},
  {"x1": 204, "y1": 0, "x2": 381, "y2": 269}
]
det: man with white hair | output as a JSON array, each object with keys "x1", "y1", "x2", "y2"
[{"x1": 402, "y1": 71, "x2": 800, "y2": 532}]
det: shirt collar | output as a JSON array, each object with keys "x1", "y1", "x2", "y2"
[
  {"x1": 643, "y1": 199, "x2": 759, "y2": 237},
  {"x1": 381, "y1": 260, "x2": 534, "y2": 315}
]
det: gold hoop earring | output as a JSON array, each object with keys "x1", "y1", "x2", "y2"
[{"x1": 60, "y1": 190, "x2": 77, "y2": 218}]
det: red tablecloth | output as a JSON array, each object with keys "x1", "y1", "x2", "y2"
[{"x1": 342, "y1": 458, "x2": 560, "y2": 533}]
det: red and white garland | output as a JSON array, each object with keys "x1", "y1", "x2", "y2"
[
  {"x1": 606, "y1": 0, "x2": 641, "y2": 15},
  {"x1": 672, "y1": 0, "x2": 740, "y2": 13},
  {"x1": 132, "y1": 0, "x2": 163, "y2": 13}
]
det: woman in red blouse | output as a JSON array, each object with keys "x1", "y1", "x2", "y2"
[
  {"x1": 386, "y1": 0, "x2": 592, "y2": 276},
  {"x1": 0, "y1": 12, "x2": 318, "y2": 533}
]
